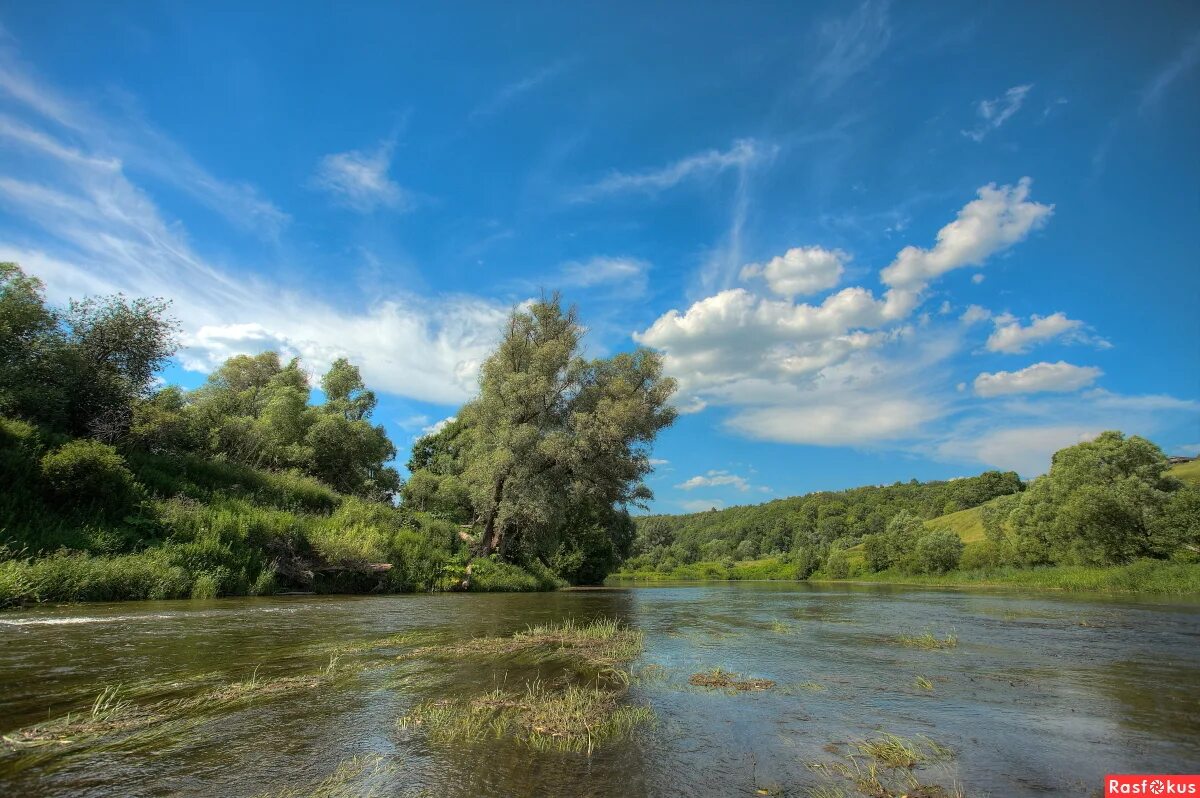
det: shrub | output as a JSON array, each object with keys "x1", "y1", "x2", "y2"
[
  {"x1": 40, "y1": 439, "x2": 142, "y2": 515},
  {"x1": 909, "y1": 529, "x2": 965, "y2": 574},
  {"x1": 825, "y1": 548, "x2": 850, "y2": 579},
  {"x1": 468, "y1": 557, "x2": 564, "y2": 592}
]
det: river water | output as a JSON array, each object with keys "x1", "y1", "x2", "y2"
[{"x1": 1, "y1": 582, "x2": 1197, "y2": 797}]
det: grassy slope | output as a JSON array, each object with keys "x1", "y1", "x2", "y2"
[{"x1": 1171, "y1": 459, "x2": 1200, "y2": 486}]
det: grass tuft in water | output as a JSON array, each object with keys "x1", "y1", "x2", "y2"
[
  {"x1": 398, "y1": 679, "x2": 653, "y2": 755},
  {"x1": 688, "y1": 667, "x2": 776, "y2": 691},
  {"x1": 251, "y1": 754, "x2": 397, "y2": 798},
  {"x1": 914, "y1": 675, "x2": 935, "y2": 691},
  {"x1": 897, "y1": 630, "x2": 959, "y2": 650}
]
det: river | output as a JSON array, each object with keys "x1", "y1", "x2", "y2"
[{"x1": 1, "y1": 582, "x2": 1198, "y2": 797}]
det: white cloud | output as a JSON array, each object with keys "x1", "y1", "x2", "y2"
[
  {"x1": 0, "y1": 58, "x2": 289, "y2": 238},
  {"x1": 311, "y1": 138, "x2": 412, "y2": 212},
  {"x1": 963, "y1": 84, "x2": 1033, "y2": 142},
  {"x1": 676, "y1": 470, "x2": 753, "y2": 492},
  {"x1": 940, "y1": 425, "x2": 1101, "y2": 476},
  {"x1": 739, "y1": 246, "x2": 846, "y2": 297},
  {"x1": 558, "y1": 256, "x2": 649, "y2": 293},
  {"x1": 881, "y1": 178, "x2": 1053, "y2": 290},
  {"x1": 959, "y1": 304, "x2": 991, "y2": 325},
  {"x1": 649, "y1": 458, "x2": 670, "y2": 466},
  {"x1": 421, "y1": 416, "x2": 456, "y2": 436},
  {"x1": 971, "y1": 273, "x2": 985, "y2": 284},
  {"x1": 0, "y1": 54, "x2": 508, "y2": 406},
  {"x1": 727, "y1": 395, "x2": 941, "y2": 446},
  {"x1": 571, "y1": 139, "x2": 769, "y2": 201},
  {"x1": 973, "y1": 361, "x2": 1102, "y2": 397},
  {"x1": 985, "y1": 311, "x2": 1106, "y2": 353}
]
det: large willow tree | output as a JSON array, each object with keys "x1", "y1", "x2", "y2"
[{"x1": 408, "y1": 296, "x2": 676, "y2": 579}]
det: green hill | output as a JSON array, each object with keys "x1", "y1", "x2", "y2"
[{"x1": 1171, "y1": 458, "x2": 1200, "y2": 486}]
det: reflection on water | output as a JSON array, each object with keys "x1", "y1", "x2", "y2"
[{"x1": 1, "y1": 583, "x2": 1197, "y2": 797}]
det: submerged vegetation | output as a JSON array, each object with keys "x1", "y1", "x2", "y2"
[
  {"x1": 398, "y1": 618, "x2": 653, "y2": 755},
  {"x1": 688, "y1": 668, "x2": 776, "y2": 692}
]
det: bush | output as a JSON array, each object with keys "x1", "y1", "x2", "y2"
[
  {"x1": 40, "y1": 439, "x2": 142, "y2": 515},
  {"x1": 5, "y1": 549, "x2": 192, "y2": 603},
  {"x1": 909, "y1": 529, "x2": 965, "y2": 574},
  {"x1": 468, "y1": 557, "x2": 564, "y2": 592},
  {"x1": 825, "y1": 549, "x2": 850, "y2": 579}
]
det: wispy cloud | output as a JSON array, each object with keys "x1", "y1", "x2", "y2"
[
  {"x1": 470, "y1": 60, "x2": 572, "y2": 119},
  {"x1": 0, "y1": 53, "x2": 289, "y2": 238},
  {"x1": 808, "y1": 0, "x2": 892, "y2": 98},
  {"x1": 963, "y1": 84, "x2": 1032, "y2": 142},
  {"x1": 0, "y1": 38, "x2": 507, "y2": 405},
  {"x1": 570, "y1": 139, "x2": 770, "y2": 202},
  {"x1": 558, "y1": 256, "x2": 650, "y2": 295},
  {"x1": 676, "y1": 469, "x2": 771, "y2": 494},
  {"x1": 1140, "y1": 30, "x2": 1200, "y2": 112},
  {"x1": 310, "y1": 137, "x2": 413, "y2": 213}
]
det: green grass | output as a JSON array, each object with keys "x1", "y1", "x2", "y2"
[
  {"x1": 896, "y1": 630, "x2": 958, "y2": 650},
  {"x1": 1170, "y1": 459, "x2": 1200, "y2": 486},
  {"x1": 399, "y1": 680, "x2": 654, "y2": 755},
  {"x1": 924, "y1": 505, "x2": 985, "y2": 543},
  {"x1": 607, "y1": 556, "x2": 800, "y2": 583},
  {"x1": 814, "y1": 559, "x2": 1200, "y2": 595}
]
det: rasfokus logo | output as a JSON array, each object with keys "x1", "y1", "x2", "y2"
[{"x1": 1106, "y1": 775, "x2": 1200, "y2": 796}]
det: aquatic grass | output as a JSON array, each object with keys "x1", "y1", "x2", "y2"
[
  {"x1": 798, "y1": 681, "x2": 825, "y2": 692},
  {"x1": 897, "y1": 630, "x2": 958, "y2": 650},
  {"x1": 251, "y1": 754, "x2": 397, "y2": 798},
  {"x1": 409, "y1": 617, "x2": 645, "y2": 679},
  {"x1": 768, "y1": 618, "x2": 791, "y2": 634},
  {"x1": 1, "y1": 660, "x2": 357, "y2": 758},
  {"x1": 399, "y1": 680, "x2": 654, "y2": 755},
  {"x1": 688, "y1": 667, "x2": 776, "y2": 691},
  {"x1": 914, "y1": 675, "x2": 935, "y2": 691},
  {"x1": 807, "y1": 732, "x2": 958, "y2": 798}
]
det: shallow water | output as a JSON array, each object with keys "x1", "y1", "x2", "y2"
[{"x1": 2, "y1": 582, "x2": 1198, "y2": 797}]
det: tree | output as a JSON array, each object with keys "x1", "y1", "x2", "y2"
[
  {"x1": 997, "y1": 431, "x2": 1185, "y2": 566},
  {"x1": 910, "y1": 529, "x2": 964, "y2": 574},
  {"x1": 454, "y1": 297, "x2": 676, "y2": 563}
]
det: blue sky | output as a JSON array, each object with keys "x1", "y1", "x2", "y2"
[{"x1": 0, "y1": 1, "x2": 1197, "y2": 514}]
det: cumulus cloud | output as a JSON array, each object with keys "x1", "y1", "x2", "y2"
[
  {"x1": 571, "y1": 139, "x2": 769, "y2": 201},
  {"x1": 739, "y1": 246, "x2": 847, "y2": 297},
  {"x1": 963, "y1": 84, "x2": 1033, "y2": 142},
  {"x1": 880, "y1": 178, "x2": 1053, "y2": 290},
  {"x1": 973, "y1": 361, "x2": 1102, "y2": 397},
  {"x1": 311, "y1": 138, "x2": 412, "y2": 212},
  {"x1": 421, "y1": 416, "x2": 456, "y2": 436},
  {"x1": 985, "y1": 311, "x2": 1106, "y2": 353},
  {"x1": 676, "y1": 470, "x2": 752, "y2": 491},
  {"x1": 940, "y1": 425, "x2": 1101, "y2": 476},
  {"x1": 959, "y1": 304, "x2": 991, "y2": 325}
]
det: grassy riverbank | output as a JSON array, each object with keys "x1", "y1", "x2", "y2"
[{"x1": 607, "y1": 557, "x2": 1200, "y2": 594}]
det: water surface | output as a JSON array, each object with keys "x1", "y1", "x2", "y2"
[{"x1": 2, "y1": 582, "x2": 1198, "y2": 796}]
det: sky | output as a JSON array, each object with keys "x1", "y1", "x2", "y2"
[{"x1": 0, "y1": 1, "x2": 1197, "y2": 514}]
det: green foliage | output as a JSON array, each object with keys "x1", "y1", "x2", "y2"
[
  {"x1": 909, "y1": 529, "x2": 965, "y2": 574},
  {"x1": 825, "y1": 548, "x2": 850, "y2": 579},
  {"x1": 39, "y1": 439, "x2": 142, "y2": 516},
  {"x1": 629, "y1": 470, "x2": 1022, "y2": 574},
  {"x1": 989, "y1": 432, "x2": 1192, "y2": 566},
  {"x1": 467, "y1": 557, "x2": 566, "y2": 592},
  {"x1": 406, "y1": 296, "x2": 676, "y2": 585}
]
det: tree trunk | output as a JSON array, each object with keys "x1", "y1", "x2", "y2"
[{"x1": 477, "y1": 475, "x2": 507, "y2": 556}]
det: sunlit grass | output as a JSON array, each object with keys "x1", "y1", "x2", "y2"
[
  {"x1": 897, "y1": 630, "x2": 958, "y2": 650},
  {"x1": 398, "y1": 679, "x2": 654, "y2": 755},
  {"x1": 688, "y1": 667, "x2": 776, "y2": 691},
  {"x1": 251, "y1": 754, "x2": 397, "y2": 798},
  {"x1": 914, "y1": 676, "x2": 935, "y2": 691}
]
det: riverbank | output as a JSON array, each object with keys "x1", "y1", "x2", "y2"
[{"x1": 607, "y1": 557, "x2": 1200, "y2": 595}]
